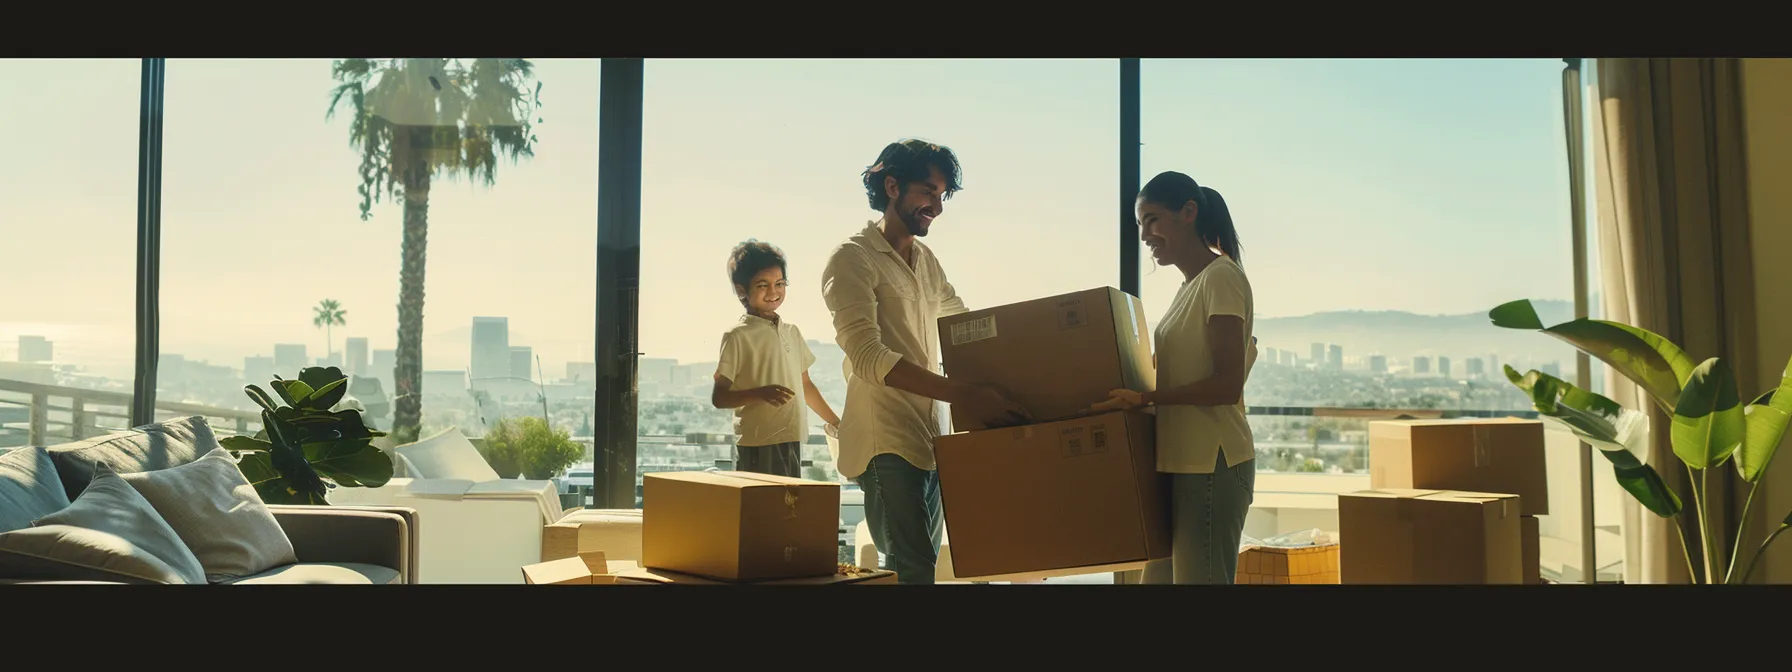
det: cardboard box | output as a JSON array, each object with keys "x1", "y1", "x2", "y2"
[
  {"x1": 934, "y1": 410, "x2": 1168, "y2": 581},
  {"x1": 1337, "y1": 488, "x2": 1523, "y2": 584},
  {"x1": 937, "y1": 287, "x2": 1154, "y2": 431},
  {"x1": 522, "y1": 551, "x2": 618, "y2": 585},
  {"x1": 613, "y1": 565, "x2": 898, "y2": 585},
  {"x1": 1236, "y1": 544, "x2": 1340, "y2": 585},
  {"x1": 641, "y1": 471, "x2": 840, "y2": 582},
  {"x1": 1369, "y1": 418, "x2": 1549, "y2": 516},
  {"x1": 1521, "y1": 515, "x2": 1542, "y2": 585},
  {"x1": 541, "y1": 509, "x2": 643, "y2": 562}
]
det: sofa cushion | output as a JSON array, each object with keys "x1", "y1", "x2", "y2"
[
  {"x1": 46, "y1": 416, "x2": 220, "y2": 498},
  {"x1": 394, "y1": 426, "x2": 500, "y2": 482},
  {"x1": 15, "y1": 466, "x2": 207, "y2": 584},
  {"x1": 121, "y1": 446, "x2": 298, "y2": 583},
  {"x1": 222, "y1": 562, "x2": 400, "y2": 585},
  {"x1": 0, "y1": 447, "x2": 70, "y2": 534},
  {"x1": 0, "y1": 525, "x2": 185, "y2": 585}
]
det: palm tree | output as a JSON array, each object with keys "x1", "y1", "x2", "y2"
[
  {"x1": 313, "y1": 299, "x2": 347, "y2": 360},
  {"x1": 327, "y1": 58, "x2": 543, "y2": 443}
]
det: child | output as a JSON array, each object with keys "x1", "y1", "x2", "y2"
[{"x1": 711, "y1": 240, "x2": 841, "y2": 478}]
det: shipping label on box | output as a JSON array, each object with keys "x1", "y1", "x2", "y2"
[
  {"x1": 1369, "y1": 418, "x2": 1550, "y2": 516},
  {"x1": 1338, "y1": 488, "x2": 1523, "y2": 584},
  {"x1": 642, "y1": 471, "x2": 840, "y2": 582},
  {"x1": 1236, "y1": 544, "x2": 1340, "y2": 585},
  {"x1": 938, "y1": 287, "x2": 1154, "y2": 432},
  {"x1": 934, "y1": 410, "x2": 1168, "y2": 581}
]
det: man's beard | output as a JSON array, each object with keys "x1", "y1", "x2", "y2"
[{"x1": 901, "y1": 206, "x2": 932, "y2": 237}]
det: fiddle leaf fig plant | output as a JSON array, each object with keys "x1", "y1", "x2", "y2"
[
  {"x1": 219, "y1": 366, "x2": 395, "y2": 505},
  {"x1": 1491, "y1": 299, "x2": 1792, "y2": 584}
]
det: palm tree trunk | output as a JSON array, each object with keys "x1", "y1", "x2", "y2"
[{"x1": 392, "y1": 159, "x2": 431, "y2": 445}]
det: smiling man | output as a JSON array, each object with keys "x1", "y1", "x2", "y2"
[{"x1": 821, "y1": 138, "x2": 1031, "y2": 584}]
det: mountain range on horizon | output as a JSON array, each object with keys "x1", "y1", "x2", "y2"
[{"x1": 1252, "y1": 298, "x2": 1583, "y2": 366}]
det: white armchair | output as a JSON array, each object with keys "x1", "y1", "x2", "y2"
[{"x1": 328, "y1": 426, "x2": 568, "y2": 584}]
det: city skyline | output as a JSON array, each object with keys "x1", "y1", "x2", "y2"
[{"x1": 3, "y1": 58, "x2": 1578, "y2": 374}]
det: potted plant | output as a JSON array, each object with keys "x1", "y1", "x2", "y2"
[
  {"x1": 1489, "y1": 299, "x2": 1792, "y2": 584},
  {"x1": 487, "y1": 416, "x2": 584, "y2": 481},
  {"x1": 476, "y1": 431, "x2": 524, "y2": 480},
  {"x1": 219, "y1": 367, "x2": 396, "y2": 505}
]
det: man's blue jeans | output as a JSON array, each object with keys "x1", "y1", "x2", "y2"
[{"x1": 856, "y1": 453, "x2": 943, "y2": 585}]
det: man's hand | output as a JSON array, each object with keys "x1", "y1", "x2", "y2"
[
  {"x1": 959, "y1": 384, "x2": 1033, "y2": 428},
  {"x1": 752, "y1": 385, "x2": 796, "y2": 406},
  {"x1": 1090, "y1": 389, "x2": 1146, "y2": 412}
]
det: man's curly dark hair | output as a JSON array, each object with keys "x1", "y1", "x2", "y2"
[
  {"x1": 861, "y1": 138, "x2": 963, "y2": 212},
  {"x1": 726, "y1": 239, "x2": 788, "y2": 307}
]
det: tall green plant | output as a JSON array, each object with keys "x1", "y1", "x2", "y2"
[
  {"x1": 220, "y1": 366, "x2": 396, "y2": 505},
  {"x1": 1490, "y1": 299, "x2": 1792, "y2": 583},
  {"x1": 327, "y1": 58, "x2": 544, "y2": 444}
]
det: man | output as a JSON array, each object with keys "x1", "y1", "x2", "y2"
[{"x1": 821, "y1": 139, "x2": 1031, "y2": 585}]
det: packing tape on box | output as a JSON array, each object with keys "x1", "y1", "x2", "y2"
[
  {"x1": 1471, "y1": 426, "x2": 1493, "y2": 468},
  {"x1": 782, "y1": 486, "x2": 800, "y2": 519}
]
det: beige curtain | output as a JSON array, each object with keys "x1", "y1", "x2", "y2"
[{"x1": 1590, "y1": 58, "x2": 1760, "y2": 584}]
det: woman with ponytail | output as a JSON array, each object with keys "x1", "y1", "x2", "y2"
[{"x1": 1093, "y1": 170, "x2": 1258, "y2": 584}]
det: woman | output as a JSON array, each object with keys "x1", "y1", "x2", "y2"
[{"x1": 1095, "y1": 170, "x2": 1256, "y2": 585}]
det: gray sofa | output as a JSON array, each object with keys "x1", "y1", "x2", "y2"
[{"x1": 1, "y1": 416, "x2": 419, "y2": 585}]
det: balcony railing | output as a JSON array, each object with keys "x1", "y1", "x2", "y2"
[{"x1": 0, "y1": 379, "x2": 261, "y2": 447}]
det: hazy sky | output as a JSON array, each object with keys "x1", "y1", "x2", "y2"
[{"x1": 1, "y1": 58, "x2": 1575, "y2": 376}]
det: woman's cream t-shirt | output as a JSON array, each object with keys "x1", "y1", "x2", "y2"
[{"x1": 1153, "y1": 256, "x2": 1256, "y2": 474}]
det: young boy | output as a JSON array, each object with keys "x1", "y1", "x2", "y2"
[{"x1": 711, "y1": 240, "x2": 841, "y2": 478}]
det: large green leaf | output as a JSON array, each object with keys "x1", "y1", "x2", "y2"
[
  {"x1": 244, "y1": 384, "x2": 280, "y2": 413},
  {"x1": 1506, "y1": 365, "x2": 1683, "y2": 517},
  {"x1": 1489, "y1": 299, "x2": 1696, "y2": 411},
  {"x1": 304, "y1": 440, "x2": 394, "y2": 488},
  {"x1": 1738, "y1": 356, "x2": 1792, "y2": 482},
  {"x1": 220, "y1": 436, "x2": 272, "y2": 453},
  {"x1": 1670, "y1": 358, "x2": 1746, "y2": 469},
  {"x1": 235, "y1": 451, "x2": 281, "y2": 486},
  {"x1": 297, "y1": 366, "x2": 349, "y2": 410}
]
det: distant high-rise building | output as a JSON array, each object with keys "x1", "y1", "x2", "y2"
[
  {"x1": 244, "y1": 356, "x2": 276, "y2": 385},
  {"x1": 372, "y1": 349, "x2": 397, "y2": 392},
  {"x1": 1264, "y1": 348, "x2": 1280, "y2": 366},
  {"x1": 1439, "y1": 356, "x2": 1453, "y2": 379},
  {"x1": 274, "y1": 344, "x2": 307, "y2": 372},
  {"x1": 1370, "y1": 355, "x2": 1388, "y2": 374},
  {"x1": 471, "y1": 317, "x2": 510, "y2": 383},
  {"x1": 345, "y1": 338, "x2": 370, "y2": 376},
  {"x1": 510, "y1": 346, "x2": 534, "y2": 381},
  {"x1": 1542, "y1": 361, "x2": 1562, "y2": 378},
  {"x1": 1413, "y1": 356, "x2": 1432, "y2": 375},
  {"x1": 18, "y1": 336, "x2": 52, "y2": 363},
  {"x1": 1467, "y1": 358, "x2": 1486, "y2": 379},
  {"x1": 1489, "y1": 354, "x2": 1501, "y2": 378},
  {"x1": 1311, "y1": 343, "x2": 1326, "y2": 367},
  {"x1": 1328, "y1": 344, "x2": 1344, "y2": 371}
]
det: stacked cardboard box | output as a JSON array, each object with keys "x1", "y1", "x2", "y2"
[
  {"x1": 637, "y1": 471, "x2": 846, "y2": 583},
  {"x1": 1340, "y1": 418, "x2": 1549, "y2": 584},
  {"x1": 1236, "y1": 544, "x2": 1341, "y2": 584},
  {"x1": 931, "y1": 287, "x2": 1170, "y2": 581}
]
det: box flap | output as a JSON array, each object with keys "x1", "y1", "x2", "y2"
[
  {"x1": 645, "y1": 470, "x2": 835, "y2": 489},
  {"x1": 1340, "y1": 488, "x2": 1443, "y2": 500}
]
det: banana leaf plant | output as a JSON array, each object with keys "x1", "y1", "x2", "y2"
[
  {"x1": 218, "y1": 367, "x2": 395, "y2": 505},
  {"x1": 1490, "y1": 299, "x2": 1792, "y2": 584}
]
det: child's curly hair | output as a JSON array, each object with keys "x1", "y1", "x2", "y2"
[{"x1": 726, "y1": 240, "x2": 788, "y2": 307}]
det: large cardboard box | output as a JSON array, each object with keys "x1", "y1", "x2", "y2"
[
  {"x1": 1369, "y1": 418, "x2": 1549, "y2": 516},
  {"x1": 1521, "y1": 515, "x2": 1542, "y2": 584},
  {"x1": 934, "y1": 410, "x2": 1168, "y2": 581},
  {"x1": 641, "y1": 471, "x2": 840, "y2": 582},
  {"x1": 938, "y1": 287, "x2": 1154, "y2": 431},
  {"x1": 614, "y1": 565, "x2": 898, "y2": 585},
  {"x1": 522, "y1": 551, "x2": 618, "y2": 585},
  {"x1": 1337, "y1": 488, "x2": 1523, "y2": 584},
  {"x1": 1236, "y1": 544, "x2": 1340, "y2": 585}
]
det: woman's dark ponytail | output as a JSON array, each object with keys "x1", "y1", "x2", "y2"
[{"x1": 1139, "y1": 171, "x2": 1243, "y2": 265}]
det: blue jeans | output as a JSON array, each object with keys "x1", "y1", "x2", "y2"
[
  {"x1": 1142, "y1": 451, "x2": 1256, "y2": 585},
  {"x1": 855, "y1": 453, "x2": 943, "y2": 585}
]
